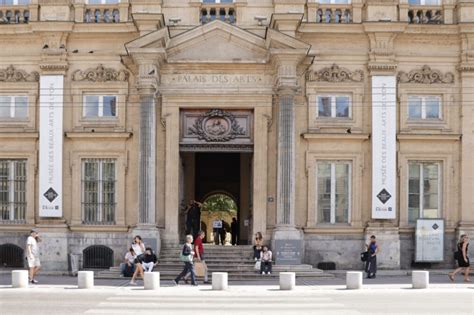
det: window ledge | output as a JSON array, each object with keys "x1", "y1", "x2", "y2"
[
  {"x1": 304, "y1": 226, "x2": 364, "y2": 234},
  {"x1": 303, "y1": 132, "x2": 370, "y2": 140},
  {"x1": 65, "y1": 131, "x2": 132, "y2": 139},
  {"x1": 69, "y1": 224, "x2": 128, "y2": 232},
  {"x1": 0, "y1": 132, "x2": 38, "y2": 139},
  {"x1": 397, "y1": 133, "x2": 461, "y2": 141}
]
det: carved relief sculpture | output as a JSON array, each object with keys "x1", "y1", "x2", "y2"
[
  {"x1": 306, "y1": 64, "x2": 364, "y2": 82},
  {"x1": 397, "y1": 65, "x2": 454, "y2": 84},
  {"x1": 188, "y1": 109, "x2": 245, "y2": 142},
  {"x1": 72, "y1": 64, "x2": 129, "y2": 82},
  {"x1": 0, "y1": 65, "x2": 39, "y2": 82}
]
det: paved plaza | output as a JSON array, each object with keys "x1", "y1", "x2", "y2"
[{"x1": 0, "y1": 274, "x2": 473, "y2": 315}]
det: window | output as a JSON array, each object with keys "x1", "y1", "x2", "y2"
[
  {"x1": 86, "y1": 0, "x2": 119, "y2": 4},
  {"x1": 0, "y1": 96, "x2": 27, "y2": 119},
  {"x1": 202, "y1": 0, "x2": 234, "y2": 3},
  {"x1": 317, "y1": 95, "x2": 351, "y2": 118},
  {"x1": 82, "y1": 159, "x2": 116, "y2": 224},
  {"x1": 0, "y1": 0, "x2": 30, "y2": 5},
  {"x1": 317, "y1": 161, "x2": 351, "y2": 224},
  {"x1": 319, "y1": 0, "x2": 351, "y2": 3},
  {"x1": 408, "y1": 96, "x2": 441, "y2": 120},
  {"x1": 408, "y1": 162, "x2": 440, "y2": 223},
  {"x1": 0, "y1": 160, "x2": 26, "y2": 222},
  {"x1": 408, "y1": 0, "x2": 440, "y2": 5},
  {"x1": 83, "y1": 95, "x2": 117, "y2": 118}
]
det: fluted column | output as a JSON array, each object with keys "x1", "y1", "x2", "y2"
[{"x1": 276, "y1": 88, "x2": 296, "y2": 226}]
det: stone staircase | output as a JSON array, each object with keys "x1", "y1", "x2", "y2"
[{"x1": 96, "y1": 244, "x2": 333, "y2": 281}]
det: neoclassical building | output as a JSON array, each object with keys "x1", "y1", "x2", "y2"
[{"x1": 0, "y1": 0, "x2": 473, "y2": 271}]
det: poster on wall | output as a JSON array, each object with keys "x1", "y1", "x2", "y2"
[
  {"x1": 415, "y1": 219, "x2": 444, "y2": 262},
  {"x1": 371, "y1": 76, "x2": 397, "y2": 219},
  {"x1": 39, "y1": 75, "x2": 63, "y2": 217}
]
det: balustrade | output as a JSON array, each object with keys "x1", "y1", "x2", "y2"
[
  {"x1": 408, "y1": 6, "x2": 443, "y2": 24},
  {"x1": 0, "y1": 6, "x2": 29, "y2": 24},
  {"x1": 200, "y1": 4, "x2": 236, "y2": 24},
  {"x1": 315, "y1": 6, "x2": 352, "y2": 24}
]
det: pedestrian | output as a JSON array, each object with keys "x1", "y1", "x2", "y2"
[
  {"x1": 260, "y1": 245, "x2": 273, "y2": 275},
  {"x1": 220, "y1": 221, "x2": 227, "y2": 245},
  {"x1": 231, "y1": 217, "x2": 239, "y2": 245},
  {"x1": 212, "y1": 218, "x2": 223, "y2": 245},
  {"x1": 130, "y1": 247, "x2": 157, "y2": 285},
  {"x1": 131, "y1": 235, "x2": 145, "y2": 260},
  {"x1": 173, "y1": 234, "x2": 197, "y2": 286},
  {"x1": 365, "y1": 235, "x2": 380, "y2": 279},
  {"x1": 185, "y1": 200, "x2": 202, "y2": 238},
  {"x1": 26, "y1": 229, "x2": 41, "y2": 284},
  {"x1": 185, "y1": 230, "x2": 209, "y2": 284},
  {"x1": 449, "y1": 234, "x2": 471, "y2": 282},
  {"x1": 120, "y1": 247, "x2": 136, "y2": 277},
  {"x1": 253, "y1": 232, "x2": 263, "y2": 260}
]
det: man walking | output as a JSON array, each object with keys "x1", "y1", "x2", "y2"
[
  {"x1": 193, "y1": 230, "x2": 209, "y2": 283},
  {"x1": 26, "y1": 229, "x2": 41, "y2": 284},
  {"x1": 174, "y1": 235, "x2": 197, "y2": 286},
  {"x1": 231, "y1": 217, "x2": 239, "y2": 245},
  {"x1": 212, "y1": 218, "x2": 222, "y2": 245}
]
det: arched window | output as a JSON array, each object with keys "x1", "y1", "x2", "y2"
[
  {"x1": 0, "y1": 243, "x2": 24, "y2": 268},
  {"x1": 83, "y1": 245, "x2": 113, "y2": 269}
]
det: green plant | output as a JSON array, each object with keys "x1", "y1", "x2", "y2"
[{"x1": 202, "y1": 194, "x2": 237, "y2": 215}]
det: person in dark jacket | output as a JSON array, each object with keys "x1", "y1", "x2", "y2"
[
  {"x1": 173, "y1": 235, "x2": 197, "y2": 286},
  {"x1": 448, "y1": 234, "x2": 471, "y2": 282},
  {"x1": 365, "y1": 235, "x2": 380, "y2": 279},
  {"x1": 231, "y1": 217, "x2": 239, "y2": 245},
  {"x1": 130, "y1": 247, "x2": 157, "y2": 285}
]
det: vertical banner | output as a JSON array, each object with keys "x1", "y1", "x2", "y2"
[
  {"x1": 372, "y1": 76, "x2": 396, "y2": 219},
  {"x1": 39, "y1": 75, "x2": 63, "y2": 217}
]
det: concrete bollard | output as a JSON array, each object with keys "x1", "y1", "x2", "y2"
[
  {"x1": 12, "y1": 270, "x2": 29, "y2": 288},
  {"x1": 346, "y1": 271, "x2": 363, "y2": 290},
  {"x1": 280, "y1": 272, "x2": 296, "y2": 290},
  {"x1": 412, "y1": 271, "x2": 429, "y2": 289},
  {"x1": 78, "y1": 271, "x2": 94, "y2": 289},
  {"x1": 212, "y1": 272, "x2": 228, "y2": 290},
  {"x1": 144, "y1": 272, "x2": 160, "y2": 290}
]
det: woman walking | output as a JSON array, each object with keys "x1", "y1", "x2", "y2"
[
  {"x1": 365, "y1": 235, "x2": 380, "y2": 279},
  {"x1": 173, "y1": 235, "x2": 197, "y2": 286},
  {"x1": 449, "y1": 234, "x2": 471, "y2": 282}
]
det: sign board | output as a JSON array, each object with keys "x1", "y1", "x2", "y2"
[
  {"x1": 274, "y1": 240, "x2": 302, "y2": 265},
  {"x1": 415, "y1": 219, "x2": 444, "y2": 262},
  {"x1": 212, "y1": 220, "x2": 222, "y2": 229},
  {"x1": 371, "y1": 76, "x2": 397, "y2": 219},
  {"x1": 39, "y1": 75, "x2": 63, "y2": 217}
]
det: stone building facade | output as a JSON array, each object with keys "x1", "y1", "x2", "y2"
[{"x1": 0, "y1": 0, "x2": 473, "y2": 272}]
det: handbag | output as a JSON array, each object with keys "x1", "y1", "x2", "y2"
[
  {"x1": 254, "y1": 260, "x2": 261, "y2": 271},
  {"x1": 360, "y1": 251, "x2": 369, "y2": 262},
  {"x1": 195, "y1": 261, "x2": 207, "y2": 277}
]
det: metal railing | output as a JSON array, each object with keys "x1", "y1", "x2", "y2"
[{"x1": 83, "y1": 245, "x2": 113, "y2": 269}]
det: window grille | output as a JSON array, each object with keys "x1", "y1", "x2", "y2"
[
  {"x1": 82, "y1": 245, "x2": 113, "y2": 269},
  {"x1": 0, "y1": 160, "x2": 26, "y2": 223},
  {"x1": 0, "y1": 243, "x2": 24, "y2": 267}
]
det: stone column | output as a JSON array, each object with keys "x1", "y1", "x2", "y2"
[{"x1": 138, "y1": 92, "x2": 156, "y2": 225}]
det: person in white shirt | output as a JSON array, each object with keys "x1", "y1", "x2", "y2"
[
  {"x1": 120, "y1": 247, "x2": 136, "y2": 277},
  {"x1": 131, "y1": 235, "x2": 145, "y2": 257},
  {"x1": 26, "y1": 229, "x2": 41, "y2": 284},
  {"x1": 260, "y1": 246, "x2": 273, "y2": 275}
]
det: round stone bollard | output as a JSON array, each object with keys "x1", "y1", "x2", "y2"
[
  {"x1": 412, "y1": 271, "x2": 429, "y2": 289},
  {"x1": 280, "y1": 272, "x2": 296, "y2": 290},
  {"x1": 78, "y1": 271, "x2": 94, "y2": 289},
  {"x1": 144, "y1": 272, "x2": 160, "y2": 290},
  {"x1": 346, "y1": 271, "x2": 363, "y2": 290},
  {"x1": 12, "y1": 270, "x2": 29, "y2": 288},
  {"x1": 212, "y1": 272, "x2": 228, "y2": 290}
]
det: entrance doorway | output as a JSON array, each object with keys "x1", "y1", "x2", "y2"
[
  {"x1": 201, "y1": 193, "x2": 237, "y2": 245},
  {"x1": 179, "y1": 152, "x2": 252, "y2": 244}
]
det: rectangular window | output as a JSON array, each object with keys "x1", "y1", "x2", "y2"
[
  {"x1": 408, "y1": 162, "x2": 440, "y2": 223},
  {"x1": 82, "y1": 159, "x2": 116, "y2": 224},
  {"x1": 83, "y1": 95, "x2": 117, "y2": 118},
  {"x1": 408, "y1": 0, "x2": 440, "y2": 5},
  {"x1": 1, "y1": 0, "x2": 30, "y2": 5},
  {"x1": 317, "y1": 95, "x2": 351, "y2": 118},
  {"x1": 317, "y1": 161, "x2": 351, "y2": 224},
  {"x1": 0, "y1": 160, "x2": 26, "y2": 223},
  {"x1": 0, "y1": 96, "x2": 28, "y2": 119},
  {"x1": 408, "y1": 96, "x2": 441, "y2": 120}
]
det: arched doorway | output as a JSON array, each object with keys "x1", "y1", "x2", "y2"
[{"x1": 201, "y1": 193, "x2": 237, "y2": 244}]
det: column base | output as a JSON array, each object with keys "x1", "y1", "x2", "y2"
[
  {"x1": 272, "y1": 225, "x2": 304, "y2": 265},
  {"x1": 365, "y1": 225, "x2": 400, "y2": 269},
  {"x1": 132, "y1": 225, "x2": 161, "y2": 254}
]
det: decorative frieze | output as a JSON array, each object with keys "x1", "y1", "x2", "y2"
[
  {"x1": 306, "y1": 64, "x2": 364, "y2": 83},
  {"x1": 0, "y1": 65, "x2": 39, "y2": 82},
  {"x1": 397, "y1": 65, "x2": 454, "y2": 84},
  {"x1": 72, "y1": 64, "x2": 129, "y2": 82},
  {"x1": 188, "y1": 109, "x2": 245, "y2": 142}
]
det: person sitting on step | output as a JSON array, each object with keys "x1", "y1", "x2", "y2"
[{"x1": 260, "y1": 245, "x2": 272, "y2": 275}]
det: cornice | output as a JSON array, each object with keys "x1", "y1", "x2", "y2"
[
  {"x1": 302, "y1": 133, "x2": 370, "y2": 140},
  {"x1": 397, "y1": 133, "x2": 461, "y2": 141},
  {"x1": 65, "y1": 132, "x2": 132, "y2": 139}
]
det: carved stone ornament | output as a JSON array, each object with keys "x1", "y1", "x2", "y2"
[
  {"x1": 0, "y1": 65, "x2": 39, "y2": 82},
  {"x1": 188, "y1": 109, "x2": 245, "y2": 142},
  {"x1": 397, "y1": 65, "x2": 454, "y2": 84},
  {"x1": 72, "y1": 64, "x2": 129, "y2": 82},
  {"x1": 306, "y1": 64, "x2": 364, "y2": 83}
]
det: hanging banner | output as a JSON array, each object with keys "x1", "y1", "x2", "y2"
[
  {"x1": 39, "y1": 75, "x2": 63, "y2": 217},
  {"x1": 415, "y1": 219, "x2": 444, "y2": 262},
  {"x1": 371, "y1": 76, "x2": 396, "y2": 219}
]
